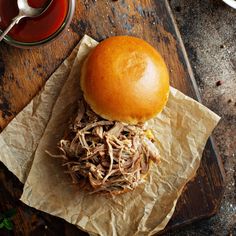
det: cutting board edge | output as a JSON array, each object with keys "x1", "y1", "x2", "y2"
[{"x1": 165, "y1": 0, "x2": 225, "y2": 179}]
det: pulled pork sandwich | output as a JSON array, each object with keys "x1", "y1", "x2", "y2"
[{"x1": 57, "y1": 36, "x2": 170, "y2": 195}]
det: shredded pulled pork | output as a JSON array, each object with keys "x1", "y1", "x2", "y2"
[{"x1": 57, "y1": 100, "x2": 161, "y2": 194}]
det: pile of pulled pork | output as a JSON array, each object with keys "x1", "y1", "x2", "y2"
[{"x1": 57, "y1": 100, "x2": 161, "y2": 194}]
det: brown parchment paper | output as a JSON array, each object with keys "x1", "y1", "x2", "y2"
[{"x1": 0, "y1": 35, "x2": 220, "y2": 236}]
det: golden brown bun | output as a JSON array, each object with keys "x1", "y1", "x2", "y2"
[{"x1": 80, "y1": 36, "x2": 170, "y2": 124}]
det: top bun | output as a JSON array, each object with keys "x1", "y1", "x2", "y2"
[{"x1": 80, "y1": 36, "x2": 170, "y2": 124}]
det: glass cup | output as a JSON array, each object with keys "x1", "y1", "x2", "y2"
[{"x1": 1, "y1": 0, "x2": 75, "y2": 48}]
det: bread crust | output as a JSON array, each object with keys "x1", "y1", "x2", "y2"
[{"x1": 80, "y1": 36, "x2": 169, "y2": 124}]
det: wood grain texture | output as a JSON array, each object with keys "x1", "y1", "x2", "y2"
[{"x1": 0, "y1": 0, "x2": 225, "y2": 235}]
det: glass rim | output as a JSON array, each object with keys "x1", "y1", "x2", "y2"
[{"x1": 1, "y1": 0, "x2": 76, "y2": 48}]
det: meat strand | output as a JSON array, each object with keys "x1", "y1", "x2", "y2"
[{"x1": 56, "y1": 102, "x2": 161, "y2": 194}]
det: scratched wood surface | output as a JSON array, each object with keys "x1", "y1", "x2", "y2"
[{"x1": 0, "y1": 0, "x2": 225, "y2": 235}]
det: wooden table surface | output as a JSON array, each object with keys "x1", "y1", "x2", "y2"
[{"x1": 0, "y1": 0, "x2": 225, "y2": 235}]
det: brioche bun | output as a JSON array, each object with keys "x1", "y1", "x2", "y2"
[{"x1": 80, "y1": 36, "x2": 169, "y2": 124}]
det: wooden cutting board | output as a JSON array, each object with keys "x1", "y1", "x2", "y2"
[{"x1": 0, "y1": 0, "x2": 225, "y2": 235}]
